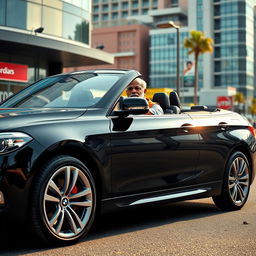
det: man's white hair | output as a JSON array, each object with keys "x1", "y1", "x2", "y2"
[{"x1": 134, "y1": 77, "x2": 147, "y2": 89}]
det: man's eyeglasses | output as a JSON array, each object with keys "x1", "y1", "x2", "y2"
[{"x1": 127, "y1": 86, "x2": 142, "y2": 91}]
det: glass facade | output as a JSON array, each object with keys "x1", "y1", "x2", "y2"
[
  {"x1": 0, "y1": 0, "x2": 90, "y2": 45},
  {"x1": 150, "y1": 31, "x2": 192, "y2": 89},
  {"x1": 197, "y1": 0, "x2": 203, "y2": 31},
  {"x1": 0, "y1": 0, "x2": 92, "y2": 102},
  {"x1": 213, "y1": 0, "x2": 254, "y2": 98}
]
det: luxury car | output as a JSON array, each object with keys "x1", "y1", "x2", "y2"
[{"x1": 0, "y1": 69, "x2": 255, "y2": 245}]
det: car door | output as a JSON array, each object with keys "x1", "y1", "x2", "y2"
[
  {"x1": 110, "y1": 113, "x2": 200, "y2": 196},
  {"x1": 188, "y1": 112, "x2": 240, "y2": 185}
]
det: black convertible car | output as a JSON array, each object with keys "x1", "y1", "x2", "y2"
[{"x1": 0, "y1": 69, "x2": 255, "y2": 245}]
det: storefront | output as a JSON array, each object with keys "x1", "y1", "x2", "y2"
[
  {"x1": 0, "y1": 0, "x2": 113, "y2": 102},
  {"x1": 0, "y1": 61, "x2": 30, "y2": 101}
]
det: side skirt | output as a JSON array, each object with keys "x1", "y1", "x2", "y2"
[{"x1": 129, "y1": 189, "x2": 207, "y2": 206}]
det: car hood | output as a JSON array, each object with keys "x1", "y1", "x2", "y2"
[{"x1": 0, "y1": 108, "x2": 87, "y2": 130}]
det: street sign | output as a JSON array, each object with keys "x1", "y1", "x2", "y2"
[{"x1": 217, "y1": 96, "x2": 233, "y2": 110}]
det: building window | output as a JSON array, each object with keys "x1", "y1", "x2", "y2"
[
  {"x1": 142, "y1": 9, "x2": 148, "y2": 15},
  {"x1": 132, "y1": 0, "x2": 138, "y2": 8},
  {"x1": 142, "y1": 0, "x2": 149, "y2": 7},
  {"x1": 122, "y1": 2, "x2": 128, "y2": 9},
  {"x1": 42, "y1": 6, "x2": 62, "y2": 37},
  {"x1": 153, "y1": 0, "x2": 158, "y2": 7},
  {"x1": 0, "y1": 0, "x2": 6, "y2": 25},
  {"x1": 132, "y1": 10, "x2": 138, "y2": 15},
  {"x1": 102, "y1": 4, "x2": 108, "y2": 12},
  {"x1": 112, "y1": 12, "x2": 118, "y2": 20},
  {"x1": 93, "y1": 15, "x2": 99, "y2": 22},
  {"x1": 214, "y1": 75, "x2": 221, "y2": 86},
  {"x1": 63, "y1": 13, "x2": 89, "y2": 44},
  {"x1": 112, "y1": 3, "x2": 118, "y2": 11},
  {"x1": 171, "y1": 0, "x2": 178, "y2": 7},
  {"x1": 215, "y1": 61, "x2": 220, "y2": 72},
  {"x1": 93, "y1": 6, "x2": 99, "y2": 13},
  {"x1": 27, "y1": 2, "x2": 41, "y2": 31},
  {"x1": 197, "y1": 0, "x2": 203, "y2": 31},
  {"x1": 102, "y1": 13, "x2": 109, "y2": 21},
  {"x1": 6, "y1": 0, "x2": 27, "y2": 29},
  {"x1": 122, "y1": 11, "x2": 128, "y2": 18},
  {"x1": 214, "y1": 5, "x2": 220, "y2": 16}
]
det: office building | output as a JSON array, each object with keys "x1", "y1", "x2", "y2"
[
  {"x1": 150, "y1": 0, "x2": 255, "y2": 105},
  {"x1": 211, "y1": 0, "x2": 254, "y2": 100},
  {"x1": 0, "y1": 0, "x2": 113, "y2": 102},
  {"x1": 149, "y1": 0, "x2": 196, "y2": 103},
  {"x1": 89, "y1": 0, "x2": 255, "y2": 105},
  {"x1": 75, "y1": 24, "x2": 149, "y2": 80},
  {"x1": 78, "y1": 0, "x2": 156, "y2": 80},
  {"x1": 92, "y1": 0, "x2": 158, "y2": 28}
]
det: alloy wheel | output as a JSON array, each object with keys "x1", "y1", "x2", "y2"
[
  {"x1": 43, "y1": 165, "x2": 93, "y2": 239},
  {"x1": 228, "y1": 156, "x2": 250, "y2": 206}
]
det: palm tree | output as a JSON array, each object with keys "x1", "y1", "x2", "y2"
[
  {"x1": 249, "y1": 98, "x2": 256, "y2": 119},
  {"x1": 234, "y1": 92, "x2": 245, "y2": 114},
  {"x1": 184, "y1": 30, "x2": 214, "y2": 105}
]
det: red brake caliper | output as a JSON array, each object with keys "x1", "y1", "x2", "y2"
[{"x1": 71, "y1": 186, "x2": 78, "y2": 194}]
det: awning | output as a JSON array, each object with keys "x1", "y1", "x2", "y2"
[{"x1": 0, "y1": 26, "x2": 114, "y2": 67}]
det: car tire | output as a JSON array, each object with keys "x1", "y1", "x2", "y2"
[
  {"x1": 30, "y1": 155, "x2": 97, "y2": 245},
  {"x1": 212, "y1": 151, "x2": 251, "y2": 211}
]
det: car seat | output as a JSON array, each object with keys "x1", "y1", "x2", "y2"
[
  {"x1": 152, "y1": 92, "x2": 173, "y2": 114},
  {"x1": 169, "y1": 91, "x2": 181, "y2": 114}
]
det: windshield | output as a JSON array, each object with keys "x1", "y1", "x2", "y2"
[{"x1": 0, "y1": 73, "x2": 121, "y2": 108}]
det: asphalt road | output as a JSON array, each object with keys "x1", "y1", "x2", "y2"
[{"x1": 1, "y1": 183, "x2": 256, "y2": 256}]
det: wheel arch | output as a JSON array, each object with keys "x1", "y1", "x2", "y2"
[
  {"x1": 227, "y1": 143, "x2": 253, "y2": 184},
  {"x1": 212, "y1": 142, "x2": 252, "y2": 210},
  {"x1": 29, "y1": 140, "x2": 106, "y2": 204}
]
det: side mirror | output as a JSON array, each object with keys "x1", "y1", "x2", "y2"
[{"x1": 114, "y1": 97, "x2": 149, "y2": 117}]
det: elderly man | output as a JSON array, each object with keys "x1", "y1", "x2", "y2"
[{"x1": 126, "y1": 77, "x2": 163, "y2": 115}]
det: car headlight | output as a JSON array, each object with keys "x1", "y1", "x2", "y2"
[{"x1": 0, "y1": 132, "x2": 32, "y2": 154}]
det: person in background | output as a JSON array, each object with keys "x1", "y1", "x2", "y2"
[
  {"x1": 126, "y1": 77, "x2": 163, "y2": 115},
  {"x1": 183, "y1": 60, "x2": 193, "y2": 75}
]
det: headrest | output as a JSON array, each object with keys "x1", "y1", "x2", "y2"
[
  {"x1": 152, "y1": 92, "x2": 170, "y2": 111},
  {"x1": 169, "y1": 91, "x2": 181, "y2": 108}
]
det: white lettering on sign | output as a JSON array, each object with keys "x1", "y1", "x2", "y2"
[
  {"x1": 217, "y1": 96, "x2": 233, "y2": 110},
  {"x1": 0, "y1": 67, "x2": 15, "y2": 75},
  {"x1": 0, "y1": 91, "x2": 13, "y2": 102}
]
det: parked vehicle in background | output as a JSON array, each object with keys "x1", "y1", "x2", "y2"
[{"x1": 0, "y1": 69, "x2": 255, "y2": 245}]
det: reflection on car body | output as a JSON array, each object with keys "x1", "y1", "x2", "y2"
[{"x1": 0, "y1": 69, "x2": 255, "y2": 245}]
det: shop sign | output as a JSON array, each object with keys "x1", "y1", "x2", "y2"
[{"x1": 0, "y1": 62, "x2": 28, "y2": 82}]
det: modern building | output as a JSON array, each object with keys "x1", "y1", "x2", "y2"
[
  {"x1": 68, "y1": 0, "x2": 156, "y2": 80},
  {"x1": 0, "y1": 0, "x2": 113, "y2": 102},
  {"x1": 211, "y1": 0, "x2": 254, "y2": 100},
  {"x1": 71, "y1": 24, "x2": 149, "y2": 81},
  {"x1": 150, "y1": 0, "x2": 255, "y2": 106},
  {"x1": 149, "y1": 0, "x2": 199, "y2": 103},
  {"x1": 92, "y1": 0, "x2": 158, "y2": 28},
  {"x1": 75, "y1": 0, "x2": 255, "y2": 107}
]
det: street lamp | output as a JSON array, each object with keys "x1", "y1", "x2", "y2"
[{"x1": 156, "y1": 21, "x2": 180, "y2": 97}]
